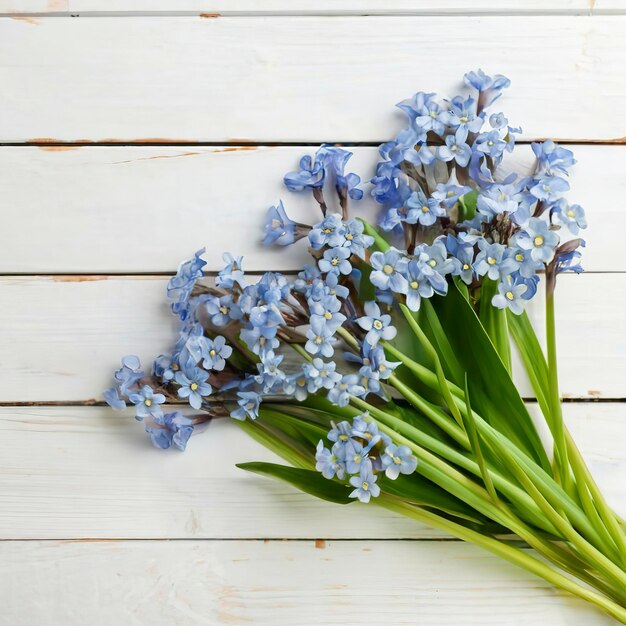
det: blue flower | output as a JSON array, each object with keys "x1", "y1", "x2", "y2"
[
  {"x1": 308, "y1": 213, "x2": 344, "y2": 249},
  {"x1": 216, "y1": 253, "x2": 246, "y2": 290},
  {"x1": 406, "y1": 192, "x2": 446, "y2": 227},
  {"x1": 477, "y1": 183, "x2": 520, "y2": 217},
  {"x1": 318, "y1": 246, "x2": 352, "y2": 275},
  {"x1": 305, "y1": 316, "x2": 336, "y2": 357},
  {"x1": 205, "y1": 294, "x2": 242, "y2": 327},
  {"x1": 104, "y1": 387, "x2": 126, "y2": 410},
  {"x1": 200, "y1": 335, "x2": 233, "y2": 371},
  {"x1": 436, "y1": 129, "x2": 472, "y2": 167},
  {"x1": 128, "y1": 385, "x2": 166, "y2": 421},
  {"x1": 500, "y1": 246, "x2": 542, "y2": 278},
  {"x1": 349, "y1": 462, "x2": 380, "y2": 503},
  {"x1": 464, "y1": 69, "x2": 511, "y2": 108},
  {"x1": 146, "y1": 412, "x2": 194, "y2": 451},
  {"x1": 492, "y1": 279, "x2": 528, "y2": 315},
  {"x1": 112, "y1": 355, "x2": 144, "y2": 395},
  {"x1": 231, "y1": 390, "x2": 261, "y2": 421},
  {"x1": 175, "y1": 367, "x2": 212, "y2": 410},
  {"x1": 419, "y1": 239, "x2": 457, "y2": 279},
  {"x1": 381, "y1": 444, "x2": 418, "y2": 479},
  {"x1": 530, "y1": 175, "x2": 570, "y2": 202},
  {"x1": 256, "y1": 351, "x2": 286, "y2": 393},
  {"x1": 263, "y1": 201, "x2": 305, "y2": 246},
  {"x1": 439, "y1": 96, "x2": 483, "y2": 134},
  {"x1": 345, "y1": 439, "x2": 378, "y2": 474},
  {"x1": 474, "y1": 240, "x2": 506, "y2": 280},
  {"x1": 351, "y1": 414, "x2": 389, "y2": 446},
  {"x1": 307, "y1": 358, "x2": 342, "y2": 389},
  {"x1": 515, "y1": 218, "x2": 560, "y2": 263},
  {"x1": 309, "y1": 294, "x2": 346, "y2": 332},
  {"x1": 474, "y1": 130, "x2": 507, "y2": 159},
  {"x1": 369, "y1": 248, "x2": 409, "y2": 293},
  {"x1": 294, "y1": 264, "x2": 322, "y2": 295},
  {"x1": 317, "y1": 146, "x2": 363, "y2": 200},
  {"x1": 404, "y1": 260, "x2": 435, "y2": 311},
  {"x1": 284, "y1": 154, "x2": 324, "y2": 191},
  {"x1": 327, "y1": 374, "x2": 365, "y2": 407},
  {"x1": 356, "y1": 301, "x2": 397, "y2": 346},
  {"x1": 315, "y1": 441, "x2": 346, "y2": 480},
  {"x1": 489, "y1": 112, "x2": 508, "y2": 129},
  {"x1": 338, "y1": 219, "x2": 374, "y2": 258},
  {"x1": 240, "y1": 325, "x2": 279, "y2": 357},
  {"x1": 532, "y1": 140, "x2": 576, "y2": 176},
  {"x1": 167, "y1": 249, "x2": 206, "y2": 320},
  {"x1": 328, "y1": 420, "x2": 353, "y2": 445},
  {"x1": 432, "y1": 183, "x2": 472, "y2": 209},
  {"x1": 553, "y1": 201, "x2": 587, "y2": 235},
  {"x1": 446, "y1": 236, "x2": 475, "y2": 285}
]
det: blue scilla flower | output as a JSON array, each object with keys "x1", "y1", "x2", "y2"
[
  {"x1": 369, "y1": 248, "x2": 409, "y2": 293},
  {"x1": 477, "y1": 182, "x2": 521, "y2": 217},
  {"x1": 351, "y1": 414, "x2": 391, "y2": 446},
  {"x1": 357, "y1": 301, "x2": 397, "y2": 346},
  {"x1": 307, "y1": 358, "x2": 342, "y2": 390},
  {"x1": 396, "y1": 91, "x2": 437, "y2": 137},
  {"x1": 263, "y1": 201, "x2": 308, "y2": 247},
  {"x1": 317, "y1": 145, "x2": 364, "y2": 200},
  {"x1": 249, "y1": 304, "x2": 284, "y2": 333},
  {"x1": 492, "y1": 279, "x2": 528, "y2": 315},
  {"x1": 282, "y1": 370, "x2": 314, "y2": 401},
  {"x1": 532, "y1": 140, "x2": 576, "y2": 176},
  {"x1": 146, "y1": 411, "x2": 194, "y2": 451},
  {"x1": 308, "y1": 213, "x2": 344, "y2": 249},
  {"x1": 216, "y1": 253, "x2": 247, "y2": 290},
  {"x1": 241, "y1": 325, "x2": 280, "y2": 357},
  {"x1": 358, "y1": 367, "x2": 386, "y2": 400},
  {"x1": 405, "y1": 142, "x2": 436, "y2": 167},
  {"x1": 344, "y1": 438, "x2": 380, "y2": 475},
  {"x1": 294, "y1": 264, "x2": 321, "y2": 295},
  {"x1": 489, "y1": 112, "x2": 508, "y2": 130},
  {"x1": 556, "y1": 249, "x2": 584, "y2": 275},
  {"x1": 104, "y1": 387, "x2": 126, "y2": 410},
  {"x1": 514, "y1": 273, "x2": 540, "y2": 300},
  {"x1": 167, "y1": 248, "x2": 206, "y2": 320},
  {"x1": 530, "y1": 174, "x2": 570, "y2": 202},
  {"x1": 464, "y1": 69, "x2": 511, "y2": 108},
  {"x1": 231, "y1": 390, "x2": 261, "y2": 421},
  {"x1": 305, "y1": 316, "x2": 335, "y2": 358},
  {"x1": 328, "y1": 374, "x2": 365, "y2": 407},
  {"x1": 175, "y1": 367, "x2": 212, "y2": 410},
  {"x1": 328, "y1": 420, "x2": 353, "y2": 445},
  {"x1": 112, "y1": 354, "x2": 144, "y2": 396},
  {"x1": 338, "y1": 219, "x2": 374, "y2": 258},
  {"x1": 315, "y1": 441, "x2": 346, "y2": 480},
  {"x1": 404, "y1": 260, "x2": 436, "y2": 312},
  {"x1": 414, "y1": 99, "x2": 446, "y2": 136},
  {"x1": 515, "y1": 217, "x2": 560, "y2": 263},
  {"x1": 552, "y1": 201, "x2": 587, "y2": 235},
  {"x1": 349, "y1": 462, "x2": 380, "y2": 503},
  {"x1": 432, "y1": 182, "x2": 472, "y2": 209},
  {"x1": 284, "y1": 154, "x2": 324, "y2": 192},
  {"x1": 500, "y1": 246, "x2": 542, "y2": 279},
  {"x1": 439, "y1": 95, "x2": 484, "y2": 134},
  {"x1": 446, "y1": 237, "x2": 475, "y2": 285},
  {"x1": 419, "y1": 239, "x2": 458, "y2": 278},
  {"x1": 381, "y1": 444, "x2": 418, "y2": 480},
  {"x1": 199, "y1": 335, "x2": 232, "y2": 371},
  {"x1": 309, "y1": 294, "x2": 346, "y2": 332},
  {"x1": 256, "y1": 351, "x2": 286, "y2": 393},
  {"x1": 205, "y1": 294, "x2": 242, "y2": 327},
  {"x1": 318, "y1": 246, "x2": 352, "y2": 276},
  {"x1": 436, "y1": 129, "x2": 472, "y2": 167},
  {"x1": 474, "y1": 130, "x2": 507, "y2": 160},
  {"x1": 405, "y1": 191, "x2": 446, "y2": 227},
  {"x1": 257, "y1": 272, "x2": 291, "y2": 305},
  {"x1": 128, "y1": 385, "x2": 166, "y2": 421},
  {"x1": 474, "y1": 239, "x2": 507, "y2": 280},
  {"x1": 152, "y1": 353, "x2": 178, "y2": 382}
]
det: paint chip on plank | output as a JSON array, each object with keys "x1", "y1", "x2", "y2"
[{"x1": 315, "y1": 539, "x2": 326, "y2": 549}]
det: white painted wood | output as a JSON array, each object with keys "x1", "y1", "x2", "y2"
[
  {"x1": 1, "y1": 17, "x2": 625, "y2": 142},
  {"x1": 0, "y1": 538, "x2": 618, "y2": 625},
  {"x1": 0, "y1": 274, "x2": 622, "y2": 402},
  {"x1": 0, "y1": 404, "x2": 623, "y2": 542},
  {"x1": 0, "y1": 145, "x2": 621, "y2": 273},
  {"x1": 2, "y1": 0, "x2": 623, "y2": 15}
]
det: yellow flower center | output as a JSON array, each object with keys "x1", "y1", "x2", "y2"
[
  {"x1": 393, "y1": 456, "x2": 402, "y2": 465},
  {"x1": 373, "y1": 320, "x2": 383, "y2": 330},
  {"x1": 566, "y1": 210, "x2": 575, "y2": 218},
  {"x1": 487, "y1": 256, "x2": 497, "y2": 265},
  {"x1": 428, "y1": 259, "x2": 436, "y2": 267},
  {"x1": 144, "y1": 399, "x2": 152, "y2": 407},
  {"x1": 324, "y1": 311, "x2": 332, "y2": 320},
  {"x1": 488, "y1": 140, "x2": 494, "y2": 146},
  {"x1": 421, "y1": 205, "x2": 429, "y2": 213},
  {"x1": 190, "y1": 382, "x2": 199, "y2": 391},
  {"x1": 345, "y1": 233, "x2": 353, "y2": 240},
  {"x1": 505, "y1": 291, "x2": 515, "y2": 301},
  {"x1": 515, "y1": 253, "x2": 524, "y2": 262},
  {"x1": 209, "y1": 349, "x2": 216, "y2": 357},
  {"x1": 362, "y1": 481, "x2": 369, "y2": 489},
  {"x1": 331, "y1": 257, "x2": 339, "y2": 266},
  {"x1": 534, "y1": 235, "x2": 544, "y2": 247},
  {"x1": 383, "y1": 264, "x2": 394, "y2": 275},
  {"x1": 462, "y1": 263, "x2": 470, "y2": 270},
  {"x1": 219, "y1": 305, "x2": 228, "y2": 314},
  {"x1": 410, "y1": 280, "x2": 419, "y2": 289}
]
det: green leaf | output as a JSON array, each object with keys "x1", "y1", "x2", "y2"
[
  {"x1": 356, "y1": 260, "x2": 377, "y2": 302},
  {"x1": 479, "y1": 278, "x2": 512, "y2": 373},
  {"x1": 429, "y1": 280, "x2": 551, "y2": 472},
  {"x1": 357, "y1": 218, "x2": 390, "y2": 252},
  {"x1": 458, "y1": 190, "x2": 477, "y2": 221},
  {"x1": 237, "y1": 462, "x2": 354, "y2": 505}
]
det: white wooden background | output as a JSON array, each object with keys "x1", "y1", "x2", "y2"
[{"x1": 1, "y1": 4, "x2": 625, "y2": 625}]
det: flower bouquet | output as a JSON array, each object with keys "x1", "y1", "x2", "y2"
[{"x1": 105, "y1": 71, "x2": 626, "y2": 622}]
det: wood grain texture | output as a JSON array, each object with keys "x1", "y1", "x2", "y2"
[
  {"x1": 1, "y1": 145, "x2": 623, "y2": 273},
  {"x1": 1, "y1": 0, "x2": 623, "y2": 15},
  {"x1": 0, "y1": 404, "x2": 623, "y2": 541},
  {"x1": 1, "y1": 16, "x2": 626, "y2": 142},
  {"x1": 0, "y1": 273, "x2": 622, "y2": 402},
  {"x1": 0, "y1": 538, "x2": 619, "y2": 626}
]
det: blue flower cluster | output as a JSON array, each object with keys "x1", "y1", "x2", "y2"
[
  {"x1": 315, "y1": 413, "x2": 418, "y2": 502},
  {"x1": 105, "y1": 71, "x2": 587, "y2": 453}
]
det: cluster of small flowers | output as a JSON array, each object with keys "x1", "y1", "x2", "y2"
[{"x1": 315, "y1": 413, "x2": 418, "y2": 503}]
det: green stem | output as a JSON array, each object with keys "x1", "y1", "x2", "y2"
[{"x1": 379, "y1": 498, "x2": 626, "y2": 625}]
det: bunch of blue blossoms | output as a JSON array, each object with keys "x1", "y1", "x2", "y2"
[{"x1": 105, "y1": 71, "x2": 626, "y2": 622}]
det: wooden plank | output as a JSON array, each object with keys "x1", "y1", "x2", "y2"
[
  {"x1": 0, "y1": 145, "x2": 622, "y2": 273},
  {"x1": 0, "y1": 538, "x2": 618, "y2": 625},
  {"x1": 1, "y1": 17, "x2": 626, "y2": 142},
  {"x1": 0, "y1": 404, "x2": 623, "y2": 542},
  {"x1": 0, "y1": 273, "x2": 622, "y2": 402},
  {"x1": 1, "y1": 0, "x2": 624, "y2": 16}
]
